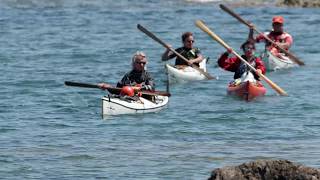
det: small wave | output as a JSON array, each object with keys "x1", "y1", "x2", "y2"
[
  {"x1": 39, "y1": 122, "x2": 73, "y2": 128},
  {"x1": 63, "y1": 154, "x2": 95, "y2": 160},
  {"x1": 304, "y1": 124, "x2": 320, "y2": 127},
  {"x1": 0, "y1": 0, "x2": 64, "y2": 9},
  {"x1": 0, "y1": 128, "x2": 17, "y2": 133}
]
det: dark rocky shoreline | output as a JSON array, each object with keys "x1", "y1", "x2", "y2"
[
  {"x1": 278, "y1": 0, "x2": 320, "y2": 7},
  {"x1": 208, "y1": 160, "x2": 320, "y2": 180},
  {"x1": 221, "y1": 0, "x2": 320, "y2": 8}
]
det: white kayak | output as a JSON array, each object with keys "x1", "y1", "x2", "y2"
[
  {"x1": 262, "y1": 50, "x2": 298, "y2": 71},
  {"x1": 102, "y1": 94, "x2": 169, "y2": 116},
  {"x1": 165, "y1": 58, "x2": 208, "y2": 83}
]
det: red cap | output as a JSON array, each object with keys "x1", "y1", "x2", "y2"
[{"x1": 272, "y1": 16, "x2": 284, "y2": 24}]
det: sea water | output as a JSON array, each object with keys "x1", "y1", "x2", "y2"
[{"x1": 0, "y1": 0, "x2": 319, "y2": 179}]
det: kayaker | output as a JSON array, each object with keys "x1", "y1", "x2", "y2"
[
  {"x1": 248, "y1": 16, "x2": 293, "y2": 58},
  {"x1": 161, "y1": 32, "x2": 204, "y2": 68},
  {"x1": 218, "y1": 40, "x2": 266, "y2": 81},
  {"x1": 98, "y1": 51, "x2": 155, "y2": 96}
]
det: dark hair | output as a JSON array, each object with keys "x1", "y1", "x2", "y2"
[
  {"x1": 181, "y1": 32, "x2": 193, "y2": 42},
  {"x1": 241, "y1": 39, "x2": 255, "y2": 51}
]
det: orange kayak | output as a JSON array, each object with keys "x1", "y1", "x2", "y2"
[{"x1": 227, "y1": 81, "x2": 266, "y2": 101}]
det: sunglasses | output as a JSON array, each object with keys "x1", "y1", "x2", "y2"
[
  {"x1": 244, "y1": 46, "x2": 255, "y2": 51},
  {"x1": 185, "y1": 40, "x2": 194, "y2": 43},
  {"x1": 135, "y1": 61, "x2": 146, "y2": 65}
]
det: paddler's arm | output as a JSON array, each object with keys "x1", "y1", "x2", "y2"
[
  {"x1": 136, "y1": 82, "x2": 154, "y2": 91},
  {"x1": 187, "y1": 54, "x2": 204, "y2": 66},
  {"x1": 255, "y1": 57, "x2": 266, "y2": 75},
  {"x1": 217, "y1": 50, "x2": 239, "y2": 72},
  {"x1": 134, "y1": 72, "x2": 155, "y2": 91},
  {"x1": 141, "y1": 82, "x2": 154, "y2": 91},
  {"x1": 98, "y1": 83, "x2": 112, "y2": 90},
  {"x1": 275, "y1": 34, "x2": 293, "y2": 50},
  {"x1": 248, "y1": 23, "x2": 255, "y2": 41},
  {"x1": 142, "y1": 71, "x2": 155, "y2": 90},
  {"x1": 161, "y1": 44, "x2": 176, "y2": 61}
]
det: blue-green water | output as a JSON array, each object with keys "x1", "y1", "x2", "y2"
[{"x1": 1, "y1": 0, "x2": 320, "y2": 179}]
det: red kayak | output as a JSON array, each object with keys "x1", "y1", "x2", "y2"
[{"x1": 227, "y1": 80, "x2": 266, "y2": 101}]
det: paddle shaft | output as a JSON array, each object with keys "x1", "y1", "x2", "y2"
[
  {"x1": 65, "y1": 81, "x2": 121, "y2": 92},
  {"x1": 64, "y1": 81, "x2": 171, "y2": 97},
  {"x1": 219, "y1": 4, "x2": 304, "y2": 66},
  {"x1": 137, "y1": 24, "x2": 215, "y2": 80},
  {"x1": 195, "y1": 20, "x2": 288, "y2": 96}
]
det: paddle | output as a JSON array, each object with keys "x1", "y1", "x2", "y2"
[
  {"x1": 137, "y1": 24, "x2": 216, "y2": 80},
  {"x1": 195, "y1": 20, "x2": 288, "y2": 96},
  {"x1": 219, "y1": 4, "x2": 305, "y2": 66},
  {"x1": 64, "y1": 81, "x2": 171, "y2": 97}
]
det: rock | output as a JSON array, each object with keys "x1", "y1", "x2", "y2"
[
  {"x1": 208, "y1": 159, "x2": 320, "y2": 180},
  {"x1": 278, "y1": 0, "x2": 320, "y2": 7}
]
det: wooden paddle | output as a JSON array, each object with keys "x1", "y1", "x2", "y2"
[
  {"x1": 219, "y1": 4, "x2": 305, "y2": 66},
  {"x1": 64, "y1": 81, "x2": 171, "y2": 97},
  {"x1": 195, "y1": 20, "x2": 288, "y2": 96},
  {"x1": 137, "y1": 24, "x2": 216, "y2": 80}
]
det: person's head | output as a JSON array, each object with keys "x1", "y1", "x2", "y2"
[
  {"x1": 272, "y1": 16, "x2": 284, "y2": 33},
  {"x1": 182, "y1": 32, "x2": 194, "y2": 49},
  {"x1": 131, "y1": 51, "x2": 147, "y2": 72},
  {"x1": 241, "y1": 40, "x2": 256, "y2": 58}
]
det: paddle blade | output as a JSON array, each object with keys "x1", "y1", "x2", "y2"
[
  {"x1": 287, "y1": 52, "x2": 305, "y2": 66},
  {"x1": 137, "y1": 24, "x2": 169, "y2": 48},
  {"x1": 219, "y1": 4, "x2": 251, "y2": 27},
  {"x1": 195, "y1": 20, "x2": 231, "y2": 50},
  {"x1": 258, "y1": 74, "x2": 288, "y2": 96},
  {"x1": 64, "y1": 81, "x2": 100, "y2": 89}
]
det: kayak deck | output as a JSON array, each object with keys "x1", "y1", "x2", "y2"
[
  {"x1": 102, "y1": 94, "x2": 169, "y2": 116},
  {"x1": 227, "y1": 81, "x2": 266, "y2": 101}
]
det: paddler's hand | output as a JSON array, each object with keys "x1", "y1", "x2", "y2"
[
  {"x1": 275, "y1": 42, "x2": 287, "y2": 49},
  {"x1": 248, "y1": 22, "x2": 255, "y2": 41},
  {"x1": 248, "y1": 22, "x2": 255, "y2": 30},
  {"x1": 132, "y1": 86, "x2": 142, "y2": 91},
  {"x1": 162, "y1": 44, "x2": 174, "y2": 61},
  {"x1": 274, "y1": 42, "x2": 281, "y2": 47},
  {"x1": 223, "y1": 48, "x2": 233, "y2": 56},
  {"x1": 165, "y1": 44, "x2": 173, "y2": 52},
  {"x1": 187, "y1": 59, "x2": 195, "y2": 66},
  {"x1": 256, "y1": 69, "x2": 262, "y2": 75},
  {"x1": 98, "y1": 83, "x2": 112, "y2": 90}
]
